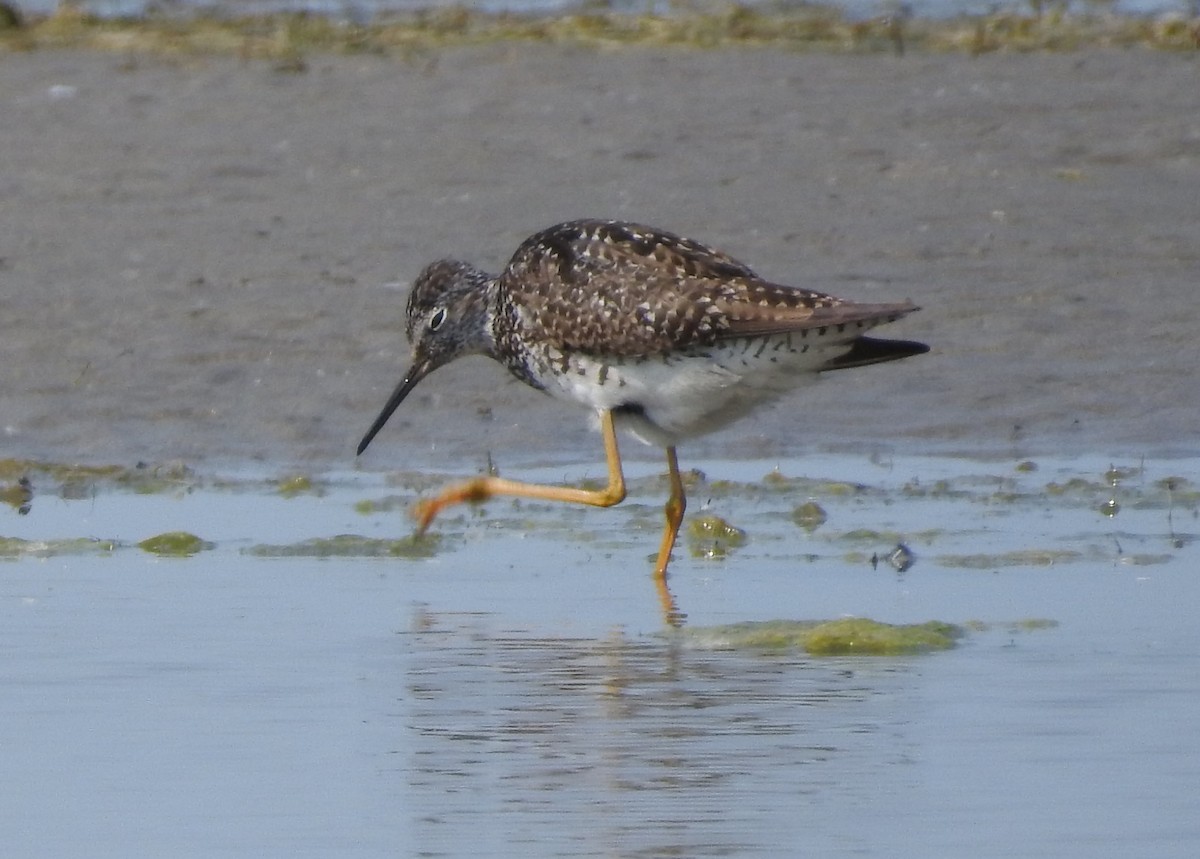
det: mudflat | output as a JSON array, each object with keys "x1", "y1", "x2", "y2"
[{"x1": 3, "y1": 45, "x2": 1197, "y2": 471}]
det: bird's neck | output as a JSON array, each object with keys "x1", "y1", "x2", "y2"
[{"x1": 476, "y1": 278, "x2": 506, "y2": 360}]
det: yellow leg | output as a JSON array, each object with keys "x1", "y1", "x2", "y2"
[
  {"x1": 653, "y1": 447, "x2": 686, "y2": 627},
  {"x1": 411, "y1": 410, "x2": 626, "y2": 533},
  {"x1": 412, "y1": 411, "x2": 684, "y2": 628}
]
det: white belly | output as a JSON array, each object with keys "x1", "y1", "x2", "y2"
[{"x1": 537, "y1": 335, "x2": 840, "y2": 448}]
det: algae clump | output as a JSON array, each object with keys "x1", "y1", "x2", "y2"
[
  {"x1": 138, "y1": 531, "x2": 209, "y2": 557},
  {"x1": 0, "y1": 536, "x2": 118, "y2": 558},
  {"x1": 686, "y1": 514, "x2": 747, "y2": 559},
  {"x1": 277, "y1": 474, "x2": 317, "y2": 497},
  {"x1": 804, "y1": 618, "x2": 961, "y2": 655},
  {"x1": 245, "y1": 533, "x2": 438, "y2": 559},
  {"x1": 792, "y1": 500, "x2": 828, "y2": 531},
  {"x1": 688, "y1": 617, "x2": 962, "y2": 655}
]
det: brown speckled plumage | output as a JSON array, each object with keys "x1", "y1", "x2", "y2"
[
  {"x1": 357, "y1": 219, "x2": 929, "y2": 621},
  {"x1": 361, "y1": 218, "x2": 927, "y2": 451},
  {"x1": 493, "y1": 219, "x2": 913, "y2": 358}
]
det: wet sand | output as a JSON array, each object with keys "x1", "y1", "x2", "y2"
[{"x1": 3, "y1": 46, "x2": 1198, "y2": 472}]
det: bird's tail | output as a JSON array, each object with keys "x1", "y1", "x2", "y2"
[{"x1": 821, "y1": 337, "x2": 929, "y2": 372}]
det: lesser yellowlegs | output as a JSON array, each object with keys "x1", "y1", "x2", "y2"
[{"x1": 357, "y1": 220, "x2": 928, "y2": 623}]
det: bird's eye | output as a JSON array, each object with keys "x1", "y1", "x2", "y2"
[{"x1": 428, "y1": 308, "x2": 447, "y2": 331}]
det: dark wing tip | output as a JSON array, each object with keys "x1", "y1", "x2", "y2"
[{"x1": 821, "y1": 336, "x2": 929, "y2": 372}]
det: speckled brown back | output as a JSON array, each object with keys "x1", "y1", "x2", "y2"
[{"x1": 496, "y1": 219, "x2": 917, "y2": 358}]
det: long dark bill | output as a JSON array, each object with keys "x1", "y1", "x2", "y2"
[{"x1": 356, "y1": 361, "x2": 431, "y2": 456}]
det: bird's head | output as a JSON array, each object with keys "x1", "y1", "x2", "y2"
[{"x1": 357, "y1": 260, "x2": 494, "y2": 455}]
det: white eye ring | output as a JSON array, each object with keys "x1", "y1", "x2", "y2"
[{"x1": 429, "y1": 308, "x2": 447, "y2": 331}]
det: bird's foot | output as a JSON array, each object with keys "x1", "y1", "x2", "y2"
[{"x1": 411, "y1": 478, "x2": 493, "y2": 535}]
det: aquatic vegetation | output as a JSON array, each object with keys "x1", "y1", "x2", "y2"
[
  {"x1": 1105, "y1": 465, "x2": 1140, "y2": 484},
  {"x1": 138, "y1": 531, "x2": 210, "y2": 556},
  {"x1": 937, "y1": 548, "x2": 1083, "y2": 568},
  {"x1": 1, "y1": 6, "x2": 1195, "y2": 59},
  {"x1": 1, "y1": 452, "x2": 1192, "y2": 640},
  {"x1": 1118, "y1": 553, "x2": 1175, "y2": 566},
  {"x1": 0, "y1": 477, "x2": 33, "y2": 514},
  {"x1": 354, "y1": 495, "x2": 413, "y2": 515},
  {"x1": 901, "y1": 477, "x2": 975, "y2": 500},
  {"x1": 245, "y1": 533, "x2": 439, "y2": 559},
  {"x1": 815, "y1": 480, "x2": 864, "y2": 497},
  {"x1": 805, "y1": 618, "x2": 962, "y2": 655},
  {"x1": 0, "y1": 535, "x2": 118, "y2": 558},
  {"x1": 277, "y1": 474, "x2": 318, "y2": 497},
  {"x1": 0, "y1": 458, "x2": 196, "y2": 497},
  {"x1": 761, "y1": 468, "x2": 790, "y2": 488},
  {"x1": 838, "y1": 527, "x2": 904, "y2": 545},
  {"x1": 1045, "y1": 477, "x2": 1107, "y2": 495},
  {"x1": 686, "y1": 514, "x2": 747, "y2": 560},
  {"x1": 791, "y1": 500, "x2": 828, "y2": 531},
  {"x1": 1157, "y1": 476, "x2": 1192, "y2": 493},
  {"x1": 686, "y1": 617, "x2": 963, "y2": 655},
  {"x1": 0, "y1": 457, "x2": 126, "y2": 483}
]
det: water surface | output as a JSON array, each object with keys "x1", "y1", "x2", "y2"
[{"x1": 3, "y1": 453, "x2": 1197, "y2": 856}]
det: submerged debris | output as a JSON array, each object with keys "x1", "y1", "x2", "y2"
[{"x1": 886, "y1": 542, "x2": 916, "y2": 572}]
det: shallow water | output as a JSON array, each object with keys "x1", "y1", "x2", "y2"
[{"x1": 2, "y1": 453, "x2": 1199, "y2": 856}]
